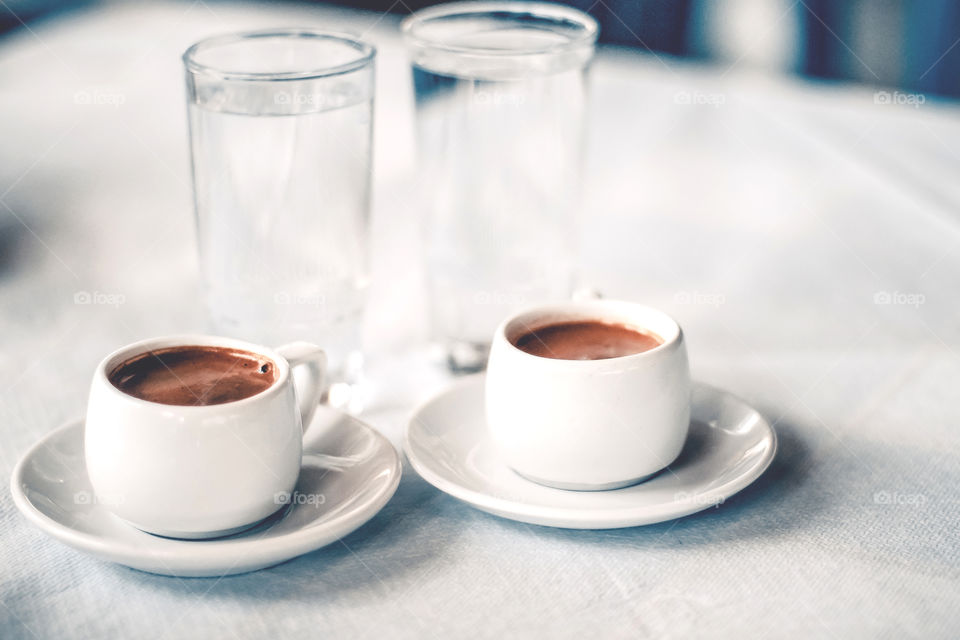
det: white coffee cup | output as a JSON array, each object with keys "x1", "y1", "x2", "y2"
[
  {"x1": 485, "y1": 300, "x2": 691, "y2": 490},
  {"x1": 85, "y1": 335, "x2": 326, "y2": 538}
]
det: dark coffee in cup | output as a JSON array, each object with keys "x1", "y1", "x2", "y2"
[
  {"x1": 513, "y1": 320, "x2": 662, "y2": 360},
  {"x1": 108, "y1": 346, "x2": 276, "y2": 406}
]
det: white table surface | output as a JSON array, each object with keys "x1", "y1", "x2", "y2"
[{"x1": 2, "y1": 2, "x2": 959, "y2": 638}]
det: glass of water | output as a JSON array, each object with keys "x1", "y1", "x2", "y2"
[
  {"x1": 403, "y1": 2, "x2": 598, "y2": 372},
  {"x1": 184, "y1": 30, "x2": 374, "y2": 409}
]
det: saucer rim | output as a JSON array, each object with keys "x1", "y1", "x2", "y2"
[
  {"x1": 10, "y1": 411, "x2": 402, "y2": 573},
  {"x1": 403, "y1": 374, "x2": 777, "y2": 529}
]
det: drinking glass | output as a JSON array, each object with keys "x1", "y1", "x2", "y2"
[
  {"x1": 402, "y1": 2, "x2": 598, "y2": 372},
  {"x1": 184, "y1": 30, "x2": 375, "y2": 409}
]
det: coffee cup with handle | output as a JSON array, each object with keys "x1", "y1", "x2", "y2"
[{"x1": 85, "y1": 335, "x2": 325, "y2": 539}]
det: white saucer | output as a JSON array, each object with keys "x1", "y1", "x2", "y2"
[
  {"x1": 10, "y1": 406, "x2": 401, "y2": 577},
  {"x1": 404, "y1": 375, "x2": 776, "y2": 529}
]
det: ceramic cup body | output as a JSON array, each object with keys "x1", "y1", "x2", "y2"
[
  {"x1": 85, "y1": 335, "x2": 325, "y2": 538},
  {"x1": 485, "y1": 300, "x2": 691, "y2": 490}
]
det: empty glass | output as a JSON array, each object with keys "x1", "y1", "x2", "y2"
[
  {"x1": 184, "y1": 30, "x2": 375, "y2": 410},
  {"x1": 403, "y1": 2, "x2": 598, "y2": 372}
]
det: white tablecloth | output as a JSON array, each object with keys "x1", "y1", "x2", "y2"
[{"x1": 1, "y1": 2, "x2": 959, "y2": 638}]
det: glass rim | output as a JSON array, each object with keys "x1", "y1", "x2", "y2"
[
  {"x1": 183, "y1": 29, "x2": 376, "y2": 82},
  {"x1": 401, "y1": 1, "x2": 599, "y2": 57}
]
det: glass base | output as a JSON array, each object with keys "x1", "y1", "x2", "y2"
[
  {"x1": 444, "y1": 340, "x2": 490, "y2": 374},
  {"x1": 323, "y1": 349, "x2": 367, "y2": 415}
]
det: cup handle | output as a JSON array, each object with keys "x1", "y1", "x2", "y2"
[{"x1": 276, "y1": 342, "x2": 326, "y2": 433}]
